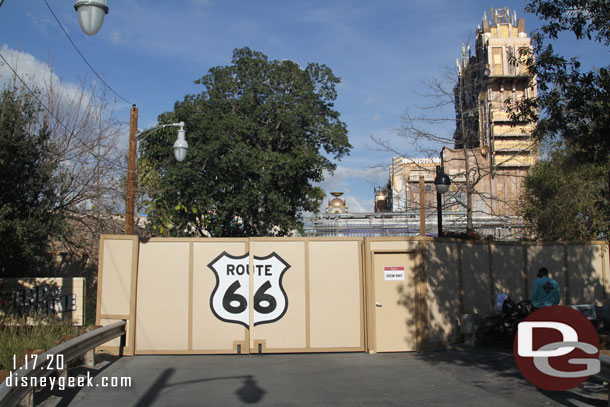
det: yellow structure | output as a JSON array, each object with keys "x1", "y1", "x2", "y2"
[
  {"x1": 454, "y1": 7, "x2": 536, "y2": 163},
  {"x1": 390, "y1": 157, "x2": 440, "y2": 211},
  {"x1": 325, "y1": 192, "x2": 349, "y2": 214},
  {"x1": 390, "y1": 7, "x2": 539, "y2": 233},
  {"x1": 451, "y1": 6, "x2": 538, "y2": 215}
]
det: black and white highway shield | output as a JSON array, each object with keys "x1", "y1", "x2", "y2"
[
  {"x1": 208, "y1": 251, "x2": 290, "y2": 328},
  {"x1": 208, "y1": 252, "x2": 250, "y2": 328},
  {"x1": 252, "y1": 252, "x2": 290, "y2": 326}
]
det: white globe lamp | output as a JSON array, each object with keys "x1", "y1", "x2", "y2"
[
  {"x1": 74, "y1": 0, "x2": 109, "y2": 36},
  {"x1": 173, "y1": 123, "x2": 188, "y2": 162}
]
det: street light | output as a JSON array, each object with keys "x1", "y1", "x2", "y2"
[
  {"x1": 74, "y1": 0, "x2": 108, "y2": 36},
  {"x1": 0, "y1": 1, "x2": 108, "y2": 35},
  {"x1": 125, "y1": 105, "x2": 187, "y2": 235},
  {"x1": 434, "y1": 165, "x2": 451, "y2": 237},
  {"x1": 173, "y1": 125, "x2": 188, "y2": 162}
]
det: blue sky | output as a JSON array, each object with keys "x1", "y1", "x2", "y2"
[{"x1": 0, "y1": 1, "x2": 605, "y2": 212}]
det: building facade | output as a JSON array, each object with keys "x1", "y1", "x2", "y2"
[
  {"x1": 306, "y1": 7, "x2": 537, "y2": 240},
  {"x1": 387, "y1": 7, "x2": 537, "y2": 234},
  {"x1": 325, "y1": 192, "x2": 349, "y2": 214},
  {"x1": 449, "y1": 6, "x2": 538, "y2": 217},
  {"x1": 390, "y1": 156, "x2": 440, "y2": 212}
]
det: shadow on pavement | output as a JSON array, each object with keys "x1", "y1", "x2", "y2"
[
  {"x1": 133, "y1": 369, "x2": 266, "y2": 406},
  {"x1": 413, "y1": 345, "x2": 607, "y2": 407},
  {"x1": 35, "y1": 352, "x2": 120, "y2": 407},
  {"x1": 235, "y1": 376, "x2": 266, "y2": 403},
  {"x1": 36, "y1": 354, "x2": 267, "y2": 406}
]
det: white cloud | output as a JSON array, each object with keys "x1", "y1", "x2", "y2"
[
  {"x1": 0, "y1": 45, "x2": 99, "y2": 127},
  {"x1": 188, "y1": 0, "x2": 211, "y2": 19},
  {"x1": 26, "y1": 12, "x2": 55, "y2": 36},
  {"x1": 110, "y1": 30, "x2": 122, "y2": 45},
  {"x1": 0, "y1": 45, "x2": 84, "y2": 103},
  {"x1": 316, "y1": 165, "x2": 388, "y2": 213},
  {"x1": 320, "y1": 165, "x2": 386, "y2": 190},
  {"x1": 319, "y1": 167, "x2": 360, "y2": 193},
  {"x1": 341, "y1": 194, "x2": 368, "y2": 213},
  {"x1": 189, "y1": 0, "x2": 211, "y2": 7}
]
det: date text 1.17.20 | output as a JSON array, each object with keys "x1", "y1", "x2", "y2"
[{"x1": 13, "y1": 354, "x2": 64, "y2": 371}]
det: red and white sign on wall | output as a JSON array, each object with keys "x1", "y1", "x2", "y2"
[{"x1": 383, "y1": 266, "x2": 405, "y2": 281}]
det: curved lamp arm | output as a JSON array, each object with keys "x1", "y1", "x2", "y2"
[
  {"x1": 137, "y1": 122, "x2": 188, "y2": 162},
  {"x1": 137, "y1": 121, "x2": 184, "y2": 138}
]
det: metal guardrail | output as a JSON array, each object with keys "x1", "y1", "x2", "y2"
[{"x1": 0, "y1": 320, "x2": 126, "y2": 407}]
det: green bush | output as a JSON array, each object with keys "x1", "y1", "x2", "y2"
[{"x1": 0, "y1": 314, "x2": 81, "y2": 371}]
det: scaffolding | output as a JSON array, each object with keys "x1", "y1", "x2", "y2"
[{"x1": 302, "y1": 211, "x2": 532, "y2": 240}]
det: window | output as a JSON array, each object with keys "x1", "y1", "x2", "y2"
[{"x1": 492, "y1": 47, "x2": 503, "y2": 75}]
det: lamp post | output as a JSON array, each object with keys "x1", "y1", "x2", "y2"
[
  {"x1": 125, "y1": 104, "x2": 187, "y2": 235},
  {"x1": 434, "y1": 165, "x2": 451, "y2": 237},
  {"x1": 0, "y1": 2, "x2": 108, "y2": 35}
]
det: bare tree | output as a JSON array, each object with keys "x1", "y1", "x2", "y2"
[
  {"x1": 371, "y1": 39, "x2": 535, "y2": 235},
  {"x1": 39, "y1": 72, "x2": 126, "y2": 274}
]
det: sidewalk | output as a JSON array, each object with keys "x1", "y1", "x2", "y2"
[{"x1": 36, "y1": 346, "x2": 607, "y2": 407}]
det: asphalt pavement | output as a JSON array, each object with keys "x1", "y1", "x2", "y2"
[{"x1": 35, "y1": 346, "x2": 608, "y2": 407}]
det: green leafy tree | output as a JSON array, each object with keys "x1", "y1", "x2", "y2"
[
  {"x1": 512, "y1": 0, "x2": 610, "y2": 163},
  {"x1": 521, "y1": 143, "x2": 609, "y2": 240},
  {"x1": 139, "y1": 47, "x2": 350, "y2": 237},
  {"x1": 0, "y1": 86, "x2": 65, "y2": 275},
  {"x1": 511, "y1": 1, "x2": 610, "y2": 240}
]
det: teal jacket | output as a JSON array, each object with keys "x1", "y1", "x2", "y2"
[{"x1": 531, "y1": 276, "x2": 560, "y2": 308}]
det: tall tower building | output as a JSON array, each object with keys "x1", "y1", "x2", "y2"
[{"x1": 446, "y1": 6, "x2": 538, "y2": 216}]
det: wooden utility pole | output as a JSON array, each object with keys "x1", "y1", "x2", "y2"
[
  {"x1": 125, "y1": 105, "x2": 138, "y2": 235},
  {"x1": 419, "y1": 176, "x2": 426, "y2": 236}
]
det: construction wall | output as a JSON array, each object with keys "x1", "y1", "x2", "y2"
[
  {"x1": 96, "y1": 236, "x2": 138, "y2": 355},
  {"x1": 97, "y1": 235, "x2": 609, "y2": 354},
  {"x1": 97, "y1": 236, "x2": 365, "y2": 355},
  {"x1": 419, "y1": 240, "x2": 608, "y2": 350},
  {"x1": 424, "y1": 241, "x2": 462, "y2": 350}
]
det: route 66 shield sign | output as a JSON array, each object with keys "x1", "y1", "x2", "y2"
[
  {"x1": 252, "y1": 253, "x2": 290, "y2": 326},
  {"x1": 208, "y1": 252, "x2": 290, "y2": 328},
  {"x1": 208, "y1": 252, "x2": 250, "y2": 328}
]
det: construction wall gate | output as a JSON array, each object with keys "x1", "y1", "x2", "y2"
[{"x1": 96, "y1": 235, "x2": 609, "y2": 355}]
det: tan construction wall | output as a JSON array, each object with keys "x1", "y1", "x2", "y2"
[
  {"x1": 417, "y1": 240, "x2": 609, "y2": 351},
  {"x1": 461, "y1": 242, "x2": 491, "y2": 315},
  {"x1": 96, "y1": 235, "x2": 609, "y2": 354},
  {"x1": 96, "y1": 235, "x2": 138, "y2": 355},
  {"x1": 308, "y1": 240, "x2": 363, "y2": 350},
  {"x1": 192, "y1": 240, "x2": 249, "y2": 354},
  {"x1": 97, "y1": 236, "x2": 365, "y2": 355},
  {"x1": 135, "y1": 240, "x2": 191, "y2": 353},
  {"x1": 566, "y1": 244, "x2": 607, "y2": 305},
  {"x1": 424, "y1": 241, "x2": 461, "y2": 349}
]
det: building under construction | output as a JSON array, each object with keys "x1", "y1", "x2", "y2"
[
  {"x1": 305, "y1": 7, "x2": 536, "y2": 240},
  {"x1": 303, "y1": 194, "x2": 530, "y2": 240}
]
